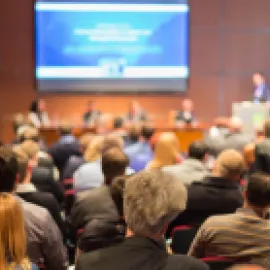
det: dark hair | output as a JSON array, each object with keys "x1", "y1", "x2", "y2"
[
  {"x1": 141, "y1": 125, "x2": 155, "y2": 141},
  {"x1": 128, "y1": 125, "x2": 140, "y2": 143},
  {"x1": 110, "y1": 176, "x2": 129, "y2": 217},
  {"x1": 246, "y1": 173, "x2": 270, "y2": 208},
  {"x1": 102, "y1": 148, "x2": 129, "y2": 185},
  {"x1": 264, "y1": 119, "x2": 270, "y2": 138},
  {"x1": 254, "y1": 71, "x2": 265, "y2": 77},
  {"x1": 30, "y1": 100, "x2": 39, "y2": 113},
  {"x1": 113, "y1": 117, "x2": 124, "y2": 129},
  {"x1": 188, "y1": 141, "x2": 208, "y2": 160},
  {"x1": 59, "y1": 124, "x2": 72, "y2": 136},
  {"x1": 0, "y1": 147, "x2": 19, "y2": 192}
]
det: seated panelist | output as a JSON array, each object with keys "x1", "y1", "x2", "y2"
[
  {"x1": 29, "y1": 99, "x2": 50, "y2": 128},
  {"x1": 126, "y1": 101, "x2": 147, "y2": 123},
  {"x1": 83, "y1": 101, "x2": 101, "y2": 126},
  {"x1": 175, "y1": 99, "x2": 196, "y2": 126}
]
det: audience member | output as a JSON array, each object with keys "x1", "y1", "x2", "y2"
[
  {"x1": 125, "y1": 125, "x2": 155, "y2": 172},
  {"x1": 189, "y1": 173, "x2": 270, "y2": 269},
  {"x1": 243, "y1": 143, "x2": 256, "y2": 175},
  {"x1": 255, "y1": 119, "x2": 270, "y2": 173},
  {"x1": 18, "y1": 140, "x2": 64, "y2": 204},
  {"x1": 147, "y1": 132, "x2": 180, "y2": 170},
  {"x1": 0, "y1": 193, "x2": 38, "y2": 269},
  {"x1": 15, "y1": 149, "x2": 66, "y2": 237},
  {"x1": 163, "y1": 141, "x2": 209, "y2": 185},
  {"x1": 76, "y1": 176, "x2": 128, "y2": 256},
  {"x1": 71, "y1": 148, "x2": 129, "y2": 230},
  {"x1": 28, "y1": 99, "x2": 50, "y2": 128},
  {"x1": 76, "y1": 170, "x2": 209, "y2": 270},
  {"x1": 0, "y1": 147, "x2": 67, "y2": 270},
  {"x1": 124, "y1": 124, "x2": 141, "y2": 147},
  {"x1": 73, "y1": 136, "x2": 104, "y2": 193},
  {"x1": 49, "y1": 123, "x2": 81, "y2": 179},
  {"x1": 167, "y1": 149, "x2": 245, "y2": 232},
  {"x1": 224, "y1": 117, "x2": 253, "y2": 152},
  {"x1": 175, "y1": 99, "x2": 196, "y2": 125},
  {"x1": 111, "y1": 117, "x2": 127, "y2": 139}
]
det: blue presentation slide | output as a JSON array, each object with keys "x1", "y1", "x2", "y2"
[{"x1": 35, "y1": 2, "x2": 189, "y2": 80}]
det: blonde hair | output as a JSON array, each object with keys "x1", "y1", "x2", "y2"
[
  {"x1": 19, "y1": 141, "x2": 39, "y2": 160},
  {"x1": 84, "y1": 136, "x2": 104, "y2": 162},
  {"x1": 0, "y1": 193, "x2": 30, "y2": 270},
  {"x1": 147, "y1": 132, "x2": 180, "y2": 170}
]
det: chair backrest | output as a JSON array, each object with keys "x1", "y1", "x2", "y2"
[
  {"x1": 171, "y1": 225, "x2": 198, "y2": 254},
  {"x1": 201, "y1": 257, "x2": 235, "y2": 270}
]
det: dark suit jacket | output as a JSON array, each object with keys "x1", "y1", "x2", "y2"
[
  {"x1": 17, "y1": 190, "x2": 66, "y2": 238},
  {"x1": 167, "y1": 176, "x2": 243, "y2": 234},
  {"x1": 31, "y1": 167, "x2": 64, "y2": 204},
  {"x1": 49, "y1": 139, "x2": 81, "y2": 179},
  {"x1": 254, "y1": 83, "x2": 270, "y2": 102},
  {"x1": 76, "y1": 236, "x2": 209, "y2": 270},
  {"x1": 71, "y1": 185, "x2": 119, "y2": 230},
  {"x1": 175, "y1": 111, "x2": 195, "y2": 124},
  {"x1": 255, "y1": 138, "x2": 270, "y2": 174}
]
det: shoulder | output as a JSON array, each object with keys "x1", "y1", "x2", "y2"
[
  {"x1": 77, "y1": 249, "x2": 103, "y2": 268},
  {"x1": 167, "y1": 254, "x2": 209, "y2": 270}
]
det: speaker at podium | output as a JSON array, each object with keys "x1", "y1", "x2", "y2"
[{"x1": 232, "y1": 102, "x2": 270, "y2": 135}]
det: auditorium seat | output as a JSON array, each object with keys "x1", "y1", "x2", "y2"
[{"x1": 171, "y1": 225, "x2": 198, "y2": 254}]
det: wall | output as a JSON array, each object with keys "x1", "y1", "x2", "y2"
[{"x1": 1, "y1": 0, "x2": 270, "y2": 142}]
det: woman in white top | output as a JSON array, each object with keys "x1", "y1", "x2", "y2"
[{"x1": 28, "y1": 99, "x2": 50, "y2": 128}]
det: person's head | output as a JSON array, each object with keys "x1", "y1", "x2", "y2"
[
  {"x1": 79, "y1": 133, "x2": 95, "y2": 154},
  {"x1": 182, "y1": 99, "x2": 194, "y2": 112},
  {"x1": 0, "y1": 147, "x2": 19, "y2": 193},
  {"x1": 263, "y1": 119, "x2": 270, "y2": 138},
  {"x1": 188, "y1": 141, "x2": 209, "y2": 161},
  {"x1": 110, "y1": 176, "x2": 129, "y2": 218},
  {"x1": 213, "y1": 149, "x2": 245, "y2": 181},
  {"x1": 38, "y1": 99, "x2": 46, "y2": 112},
  {"x1": 0, "y1": 193, "x2": 28, "y2": 269},
  {"x1": 59, "y1": 122, "x2": 72, "y2": 136},
  {"x1": 124, "y1": 171, "x2": 187, "y2": 238},
  {"x1": 84, "y1": 136, "x2": 104, "y2": 162},
  {"x1": 127, "y1": 125, "x2": 141, "y2": 143},
  {"x1": 102, "y1": 134, "x2": 124, "y2": 153},
  {"x1": 87, "y1": 101, "x2": 95, "y2": 111},
  {"x1": 101, "y1": 148, "x2": 129, "y2": 185},
  {"x1": 130, "y1": 100, "x2": 140, "y2": 112},
  {"x1": 245, "y1": 173, "x2": 270, "y2": 211},
  {"x1": 30, "y1": 100, "x2": 39, "y2": 113},
  {"x1": 21, "y1": 126, "x2": 39, "y2": 143},
  {"x1": 141, "y1": 125, "x2": 155, "y2": 141},
  {"x1": 19, "y1": 141, "x2": 39, "y2": 161},
  {"x1": 229, "y1": 117, "x2": 243, "y2": 133},
  {"x1": 253, "y1": 72, "x2": 265, "y2": 87},
  {"x1": 13, "y1": 150, "x2": 30, "y2": 184},
  {"x1": 149, "y1": 132, "x2": 180, "y2": 169},
  {"x1": 113, "y1": 117, "x2": 124, "y2": 130}
]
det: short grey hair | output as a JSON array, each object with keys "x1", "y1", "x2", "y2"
[{"x1": 124, "y1": 171, "x2": 187, "y2": 236}]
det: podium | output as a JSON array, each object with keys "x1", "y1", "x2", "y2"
[{"x1": 232, "y1": 102, "x2": 270, "y2": 135}]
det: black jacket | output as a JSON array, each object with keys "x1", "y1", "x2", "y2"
[
  {"x1": 17, "y1": 191, "x2": 66, "y2": 238},
  {"x1": 168, "y1": 176, "x2": 243, "y2": 234},
  {"x1": 76, "y1": 236, "x2": 209, "y2": 270},
  {"x1": 32, "y1": 167, "x2": 64, "y2": 204},
  {"x1": 175, "y1": 111, "x2": 195, "y2": 124},
  {"x1": 255, "y1": 138, "x2": 270, "y2": 174}
]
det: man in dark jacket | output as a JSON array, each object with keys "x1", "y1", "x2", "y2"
[
  {"x1": 168, "y1": 149, "x2": 245, "y2": 234},
  {"x1": 76, "y1": 171, "x2": 208, "y2": 270}
]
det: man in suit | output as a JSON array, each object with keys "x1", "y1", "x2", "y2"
[
  {"x1": 15, "y1": 151, "x2": 66, "y2": 238},
  {"x1": 83, "y1": 101, "x2": 101, "y2": 126},
  {"x1": 126, "y1": 100, "x2": 147, "y2": 123},
  {"x1": 76, "y1": 170, "x2": 208, "y2": 270},
  {"x1": 168, "y1": 149, "x2": 245, "y2": 231},
  {"x1": 253, "y1": 72, "x2": 270, "y2": 102},
  {"x1": 71, "y1": 148, "x2": 129, "y2": 231},
  {"x1": 175, "y1": 99, "x2": 196, "y2": 125},
  {"x1": 255, "y1": 119, "x2": 270, "y2": 173}
]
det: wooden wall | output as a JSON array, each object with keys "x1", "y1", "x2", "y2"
[{"x1": 1, "y1": 0, "x2": 270, "y2": 142}]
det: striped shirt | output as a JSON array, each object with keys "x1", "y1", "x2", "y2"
[{"x1": 188, "y1": 208, "x2": 270, "y2": 267}]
